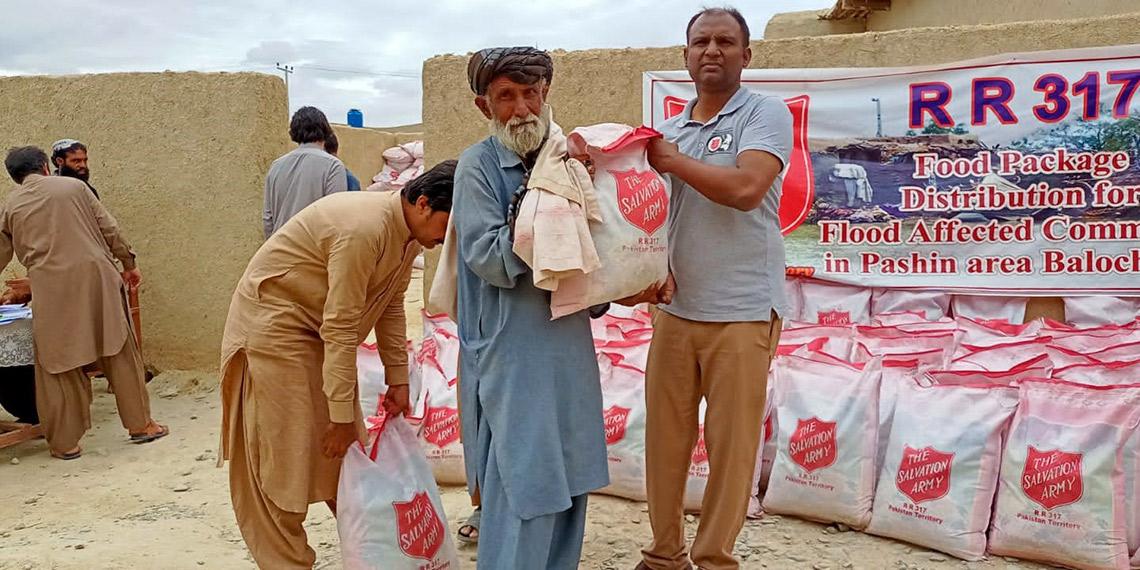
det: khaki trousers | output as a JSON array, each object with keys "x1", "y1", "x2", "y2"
[
  {"x1": 226, "y1": 354, "x2": 344, "y2": 570},
  {"x1": 33, "y1": 334, "x2": 151, "y2": 455},
  {"x1": 642, "y1": 310, "x2": 780, "y2": 570},
  {"x1": 229, "y1": 401, "x2": 317, "y2": 570},
  {"x1": 225, "y1": 353, "x2": 319, "y2": 567}
]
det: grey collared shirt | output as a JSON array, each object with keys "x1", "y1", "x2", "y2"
[
  {"x1": 262, "y1": 142, "x2": 348, "y2": 238},
  {"x1": 657, "y1": 88, "x2": 793, "y2": 322}
]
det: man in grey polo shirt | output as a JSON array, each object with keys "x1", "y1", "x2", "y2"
[
  {"x1": 262, "y1": 106, "x2": 348, "y2": 238},
  {"x1": 633, "y1": 7, "x2": 792, "y2": 570}
]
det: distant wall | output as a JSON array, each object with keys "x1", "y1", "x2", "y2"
[
  {"x1": 764, "y1": 10, "x2": 867, "y2": 40},
  {"x1": 766, "y1": 0, "x2": 1140, "y2": 39},
  {"x1": 331, "y1": 124, "x2": 421, "y2": 188},
  {"x1": 0, "y1": 72, "x2": 290, "y2": 371},
  {"x1": 866, "y1": 0, "x2": 1140, "y2": 32},
  {"x1": 378, "y1": 123, "x2": 424, "y2": 134},
  {"x1": 422, "y1": 12, "x2": 1140, "y2": 317}
]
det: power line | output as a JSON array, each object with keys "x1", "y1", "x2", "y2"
[{"x1": 295, "y1": 64, "x2": 418, "y2": 78}]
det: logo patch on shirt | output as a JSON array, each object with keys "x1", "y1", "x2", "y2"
[{"x1": 705, "y1": 131, "x2": 734, "y2": 154}]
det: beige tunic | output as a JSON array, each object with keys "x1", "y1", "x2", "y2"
[
  {"x1": 0, "y1": 174, "x2": 136, "y2": 374},
  {"x1": 220, "y1": 190, "x2": 419, "y2": 512}
]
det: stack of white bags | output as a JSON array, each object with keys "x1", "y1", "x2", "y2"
[
  {"x1": 358, "y1": 278, "x2": 1140, "y2": 569},
  {"x1": 367, "y1": 141, "x2": 424, "y2": 192},
  {"x1": 765, "y1": 280, "x2": 1140, "y2": 569}
]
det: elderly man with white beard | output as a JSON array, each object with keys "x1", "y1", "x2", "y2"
[{"x1": 451, "y1": 46, "x2": 610, "y2": 569}]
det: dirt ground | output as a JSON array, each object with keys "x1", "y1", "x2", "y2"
[
  {"x1": 0, "y1": 269, "x2": 1049, "y2": 569},
  {"x1": 0, "y1": 374, "x2": 1053, "y2": 570}
]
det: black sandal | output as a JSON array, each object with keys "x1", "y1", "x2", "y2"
[
  {"x1": 130, "y1": 423, "x2": 169, "y2": 444},
  {"x1": 51, "y1": 448, "x2": 82, "y2": 461}
]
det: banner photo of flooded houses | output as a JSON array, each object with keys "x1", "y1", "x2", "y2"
[{"x1": 644, "y1": 45, "x2": 1140, "y2": 295}]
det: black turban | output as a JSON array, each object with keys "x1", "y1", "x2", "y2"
[{"x1": 467, "y1": 47, "x2": 554, "y2": 96}]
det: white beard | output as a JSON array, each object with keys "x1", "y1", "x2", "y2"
[{"x1": 490, "y1": 104, "x2": 551, "y2": 157}]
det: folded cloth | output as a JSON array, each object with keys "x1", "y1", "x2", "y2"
[
  {"x1": 547, "y1": 124, "x2": 667, "y2": 320},
  {"x1": 428, "y1": 111, "x2": 604, "y2": 322},
  {"x1": 427, "y1": 217, "x2": 459, "y2": 322},
  {"x1": 511, "y1": 116, "x2": 603, "y2": 293}
]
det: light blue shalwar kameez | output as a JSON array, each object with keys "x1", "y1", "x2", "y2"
[{"x1": 453, "y1": 136, "x2": 610, "y2": 570}]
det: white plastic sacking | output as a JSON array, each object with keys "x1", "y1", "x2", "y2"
[
  {"x1": 799, "y1": 280, "x2": 872, "y2": 325},
  {"x1": 866, "y1": 378, "x2": 1018, "y2": 560},
  {"x1": 989, "y1": 381, "x2": 1140, "y2": 570},
  {"x1": 761, "y1": 354, "x2": 882, "y2": 528}
]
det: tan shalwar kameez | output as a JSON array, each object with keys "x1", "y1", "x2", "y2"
[
  {"x1": 0, "y1": 174, "x2": 150, "y2": 455},
  {"x1": 219, "y1": 191, "x2": 419, "y2": 569}
]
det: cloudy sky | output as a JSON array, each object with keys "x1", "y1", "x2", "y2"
[{"x1": 0, "y1": 0, "x2": 833, "y2": 128}]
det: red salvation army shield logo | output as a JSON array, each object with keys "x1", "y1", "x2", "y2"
[
  {"x1": 664, "y1": 96, "x2": 687, "y2": 119},
  {"x1": 422, "y1": 406, "x2": 460, "y2": 448},
  {"x1": 896, "y1": 446, "x2": 954, "y2": 504},
  {"x1": 662, "y1": 94, "x2": 814, "y2": 236},
  {"x1": 416, "y1": 337, "x2": 437, "y2": 364},
  {"x1": 1022, "y1": 446, "x2": 1084, "y2": 510},
  {"x1": 392, "y1": 491, "x2": 446, "y2": 561},
  {"x1": 706, "y1": 132, "x2": 733, "y2": 154},
  {"x1": 789, "y1": 417, "x2": 837, "y2": 473},
  {"x1": 608, "y1": 168, "x2": 668, "y2": 236},
  {"x1": 691, "y1": 427, "x2": 708, "y2": 465},
  {"x1": 603, "y1": 405, "x2": 631, "y2": 445},
  {"x1": 817, "y1": 310, "x2": 852, "y2": 326}
]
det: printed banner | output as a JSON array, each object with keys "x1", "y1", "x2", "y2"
[{"x1": 644, "y1": 45, "x2": 1140, "y2": 295}]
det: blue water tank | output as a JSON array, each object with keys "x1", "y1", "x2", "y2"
[{"x1": 347, "y1": 109, "x2": 364, "y2": 128}]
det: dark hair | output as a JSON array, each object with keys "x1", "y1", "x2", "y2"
[
  {"x1": 686, "y1": 6, "x2": 751, "y2": 45},
  {"x1": 402, "y1": 160, "x2": 457, "y2": 212},
  {"x1": 324, "y1": 131, "x2": 339, "y2": 155},
  {"x1": 51, "y1": 141, "x2": 87, "y2": 164},
  {"x1": 289, "y1": 106, "x2": 334, "y2": 144},
  {"x1": 5, "y1": 146, "x2": 49, "y2": 184}
]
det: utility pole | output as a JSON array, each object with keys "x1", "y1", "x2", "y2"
[
  {"x1": 275, "y1": 62, "x2": 294, "y2": 111},
  {"x1": 875, "y1": 98, "x2": 884, "y2": 137}
]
